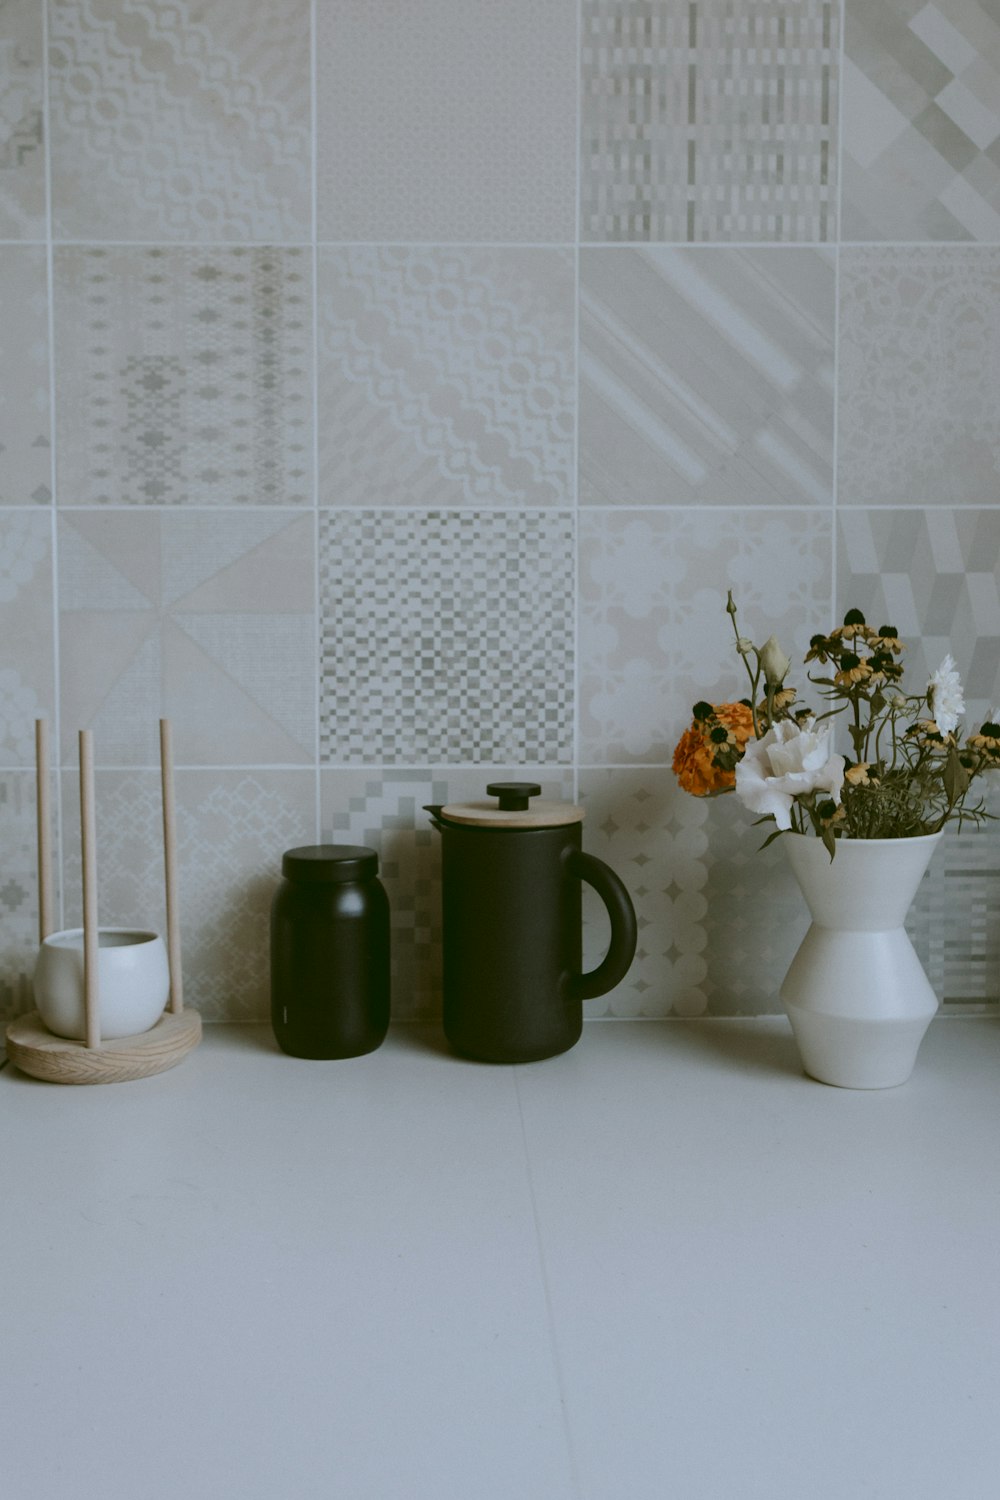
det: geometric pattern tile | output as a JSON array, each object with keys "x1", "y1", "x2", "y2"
[
  {"x1": 316, "y1": 0, "x2": 577, "y2": 242},
  {"x1": 578, "y1": 508, "x2": 833, "y2": 764},
  {"x1": 53, "y1": 247, "x2": 313, "y2": 506},
  {"x1": 908, "y1": 796, "x2": 1000, "y2": 1010},
  {"x1": 319, "y1": 512, "x2": 575, "y2": 765},
  {"x1": 0, "y1": 771, "x2": 59, "y2": 1026},
  {"x1": 0, "y1": 509, "x2": 54, "y2": 767},
  {"x1": 579, "y1": 248, "x2": 835, "y2": 506},
  {"x1": 842, "y1": 0, "x2": 1000, "y2": 241},
  {"x1": 699, "y1": 790, "x2": 814, "y2": 1016},
  {"x1": 581, "y1": 0, "x2": 839, "y2": 242},
  {"x1": 579, "y1": 768, "x2": 712, "y2": 1017},
  {"x1": 0, "y1": 0, "x2": 45, "y2": 237},
  {"x1": 317, "y1": 248, "x2": 575, "y2": 508},
  {"x1": 48, "y1": 0, "x2": 311, "y2": 240},
  {"x1": 58, "y1": 510, "x2": 316, "y2": 767},
  {"x1": 838, "y1": 508, "x2": 1000, "y2": 729},
  {"x1": 322, "y1": 768, "x2": 574, "y2": 1021},
  {"x1": 838, "y1": 247, "x2": 1000, "y2": 506},
  {"x1": 578, "y1": 769, "x2": 815, "y2": 1017},
  {"x1": 60, "y1": 769, "x2": 316, "y2": 1021},
  {"x1": 0, "y1": 246, "x2": 51, "y2": 505}
]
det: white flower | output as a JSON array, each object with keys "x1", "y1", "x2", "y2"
[
  {"x1": 757, "y1": 635, "x2": 791, "y2": 686},
  {"x1": 927, "y1": 654, "x2": 965, "y2": 735},
  {"x1": 735, "y1": 719, "x2": 846, "y2": 831}
]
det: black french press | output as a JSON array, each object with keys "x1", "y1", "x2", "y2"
[{"x1": 425, "y1": 782, "x2": 638, "y2": 1063}]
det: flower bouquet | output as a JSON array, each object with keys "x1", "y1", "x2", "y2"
[
  {"x1": 672, "y1": 594, "x2": 999, "y2": 857},
  {"x1": 671, "y1": 596, "x2": 999, "y2": 1087}
]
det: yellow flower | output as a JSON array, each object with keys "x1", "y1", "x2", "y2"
[
  {"x1": 968, "y1": 719, "x2": 1000, "y2": 758},
  {"x1": 834, "y1": 653, "x2": 873, "y2": 686},
  {"x1": 845, "y1": 762, "x2": 875, "y2": 786}
]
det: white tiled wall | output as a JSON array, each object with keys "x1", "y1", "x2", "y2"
[{"x1": 1, "y1": 0, "x2": 998, "y2": 1022}]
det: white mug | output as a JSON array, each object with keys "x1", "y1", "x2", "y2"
[{"x1": 34, "y1": 928, "x2": 170, "y2": 1041}]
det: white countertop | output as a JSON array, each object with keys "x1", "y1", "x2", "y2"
[{"x1": 3, "y1": 1017, "x2": 999, "y2": 1500}]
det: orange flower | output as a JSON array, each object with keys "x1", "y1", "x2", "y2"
[{"x1": 673, "y1": 702, "x2": 755, "y2": 796}]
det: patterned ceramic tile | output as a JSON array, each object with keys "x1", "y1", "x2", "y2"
[
  {"x1": 0, "y1": 0, "x2": 45, "y2": 237},
  {"x1": 54, "y1": 247, "x2": 312, "y2": 507},
  {"x1": 838, "y1": 508, "x2": 1000, "y2": 725},
  {"x1": 908, "y1": 798, "x2": 1000, "y2": 1009},
  {"x1": 0, "y1": 246, "x2": 50, "y2": 505},
  {"x1": 698, "y1": 789, "x2": 812, "y2": 1014},
  {"x1": 319, "y1": 511, "x2": 575, "y2": 765},
  {"x1": 58, "y1": 510, "x2": 316, "y2": 767},
  {"x1": 581, "y1": 0, "x2": 839, "y2": 242},
  {"x1": 316, "y1": 0, "x2": 577, "y2": 243},
  {"x1": 579, "y1": 247, "x2": 835, "y2": 506},
  {"x1": 578, "y1": 508, "x2": 833, "y2": 763},
  {"x1": 578, "y1": 770, "x2": 809, "y2": 1016},
  {"x1": 317, "y1": 248, "x2": 575, "y2": 509},
  {"x1": 0, "y1": 509, "x2": 54, "y2": 766},
  {"x1": 0, "y1": 770, "x2": 60, "y2": 1025},
  {"x1": 48, "y1": 0, "x2": 311, "y2": 241},
  {"x1": 579, "y1": 768, "x2": 711, "y2": 1016},
  {"x1": 321, "y1": 768, "x2": 574, "y2": 1021},
  {"x1": 60, "y1": 769, "x2": 315, "y2": 1021},
  {"x1": 842, "y1": 0, "x2": 1000, "y2": 241},
  {"x1": 838, "y1": 247, "x2": 1000, "y2": 506}
]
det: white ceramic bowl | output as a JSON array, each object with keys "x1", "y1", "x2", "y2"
[{"x1": 34, "y1": 928, "x2": 170, "y2": 1041}]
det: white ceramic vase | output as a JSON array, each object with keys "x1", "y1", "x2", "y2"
[
  {"x1": 780, "y1": 832, "x2": 943, "y2": 1089},
  {"x1": 34, "y1": 928, "x2": 170, "y2": 1041}
]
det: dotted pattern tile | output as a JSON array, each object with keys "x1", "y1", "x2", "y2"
[
  {"x1": 319, "y1": 512, "x2": 575, "y2": 766},
  {"x1": 581, "y1": 0, "x2": 839, "y2": 242}
]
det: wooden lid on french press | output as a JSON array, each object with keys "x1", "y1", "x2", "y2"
[{"x1": 439, "y1": 782, "x2": 585, "y2": 828}]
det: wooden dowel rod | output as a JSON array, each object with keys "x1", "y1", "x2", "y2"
[
  {"x1": 159, "y1": 719, "x2": 183, "y2": 1014},
  {"x1": 35, "y1": 719, "x2": 54, "y2": 944},
  {"x1": 79, "y1": 730, "x2": 101, "y2": 1050}
]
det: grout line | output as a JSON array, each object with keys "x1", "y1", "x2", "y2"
[
  {"x1": 7, "y1": 501, "x2": 1000, "y2": 518},
  {"x1": 831, "y1": 0, "x2": 846, "y2": 627},
  {"x1": 43, "y1": 237, "x2": 987, "y2": 253},
  {"x1": 311, "y1": 0, "x2": 321, "y2": 844},
  {"x1": 53, "y1": 239, "x2": 315, "y2": 249},
  {"x1": 572, "y1": 0, "x2": 582, "y2": 808},
  {"x1": 827, "y1": 0, "x2": 845, "y2": 624},
  {"x1": 41, "y1": 0, "x2": 65, "y2": 931},
  {"x1": 512, "y1": 1068, "x2": 584, "y2": 1500}
]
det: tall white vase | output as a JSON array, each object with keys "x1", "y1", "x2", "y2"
[{"x1": 780, "y1": 832, "x2": 943, "y2": 1089}]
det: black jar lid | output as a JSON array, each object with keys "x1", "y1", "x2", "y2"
[{"x1": 281, "y1": 845, "x2": 379, "y2": 883}]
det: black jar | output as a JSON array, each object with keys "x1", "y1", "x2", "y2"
[{"x1": 271, "y1": 845, "x2": 390, "y2": 1059}]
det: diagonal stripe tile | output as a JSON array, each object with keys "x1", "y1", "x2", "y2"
[{"x1": 580, "y1": 248, "x2": 834, "y2": 506}]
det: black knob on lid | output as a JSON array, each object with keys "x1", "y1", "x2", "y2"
[{"x1": 486, "y1": 782, "x2": 542, "y2": 812}]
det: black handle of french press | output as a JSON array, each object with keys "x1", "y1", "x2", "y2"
[{"x1": 486, "y1": 782, "x2": 542, "y2": 813}]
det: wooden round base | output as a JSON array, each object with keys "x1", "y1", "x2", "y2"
[{"x1": 5, "y1": 1008, "x2": 202, "y2": 1085}]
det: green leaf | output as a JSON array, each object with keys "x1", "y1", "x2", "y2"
[
  {"x1": 758, "y1": 827, "x2": 788, "y2": 851},
  {"x1": 943, "y1": 743, "x2": 970, "y2": 805},
  {"x1": 821, "y1": 825, "x2": 837, "y2": 860}
]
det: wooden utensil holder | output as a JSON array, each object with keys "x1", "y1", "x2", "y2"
[{"x1": 5, "y1": 720, "x2": 202, "y2": 1084}]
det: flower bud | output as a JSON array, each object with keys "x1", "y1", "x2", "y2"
[{"x1": 757, "y1": 635, "x2": 791, "y2": 687}]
